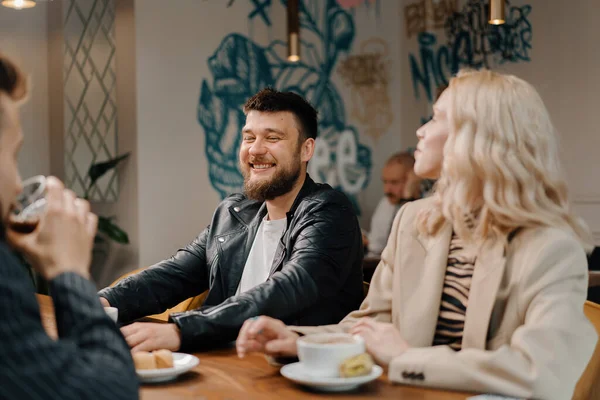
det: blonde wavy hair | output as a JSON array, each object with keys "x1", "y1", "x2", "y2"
[{"x1": 418, "y1": 69, "x2": 592, "y2": 250}]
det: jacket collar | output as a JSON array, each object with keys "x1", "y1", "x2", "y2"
[
  {"x1": 462, "y1": 237, "x2": 506, "y2": 349},
  {"x1": 403, "y1": 221, "x2": 453, "y2": 347},
  {"x1": 286, "y1": 174, "x2": 318, "y2": 218},
  {"x1": 228, "y1": 174, "x2": 318, "y2": 225},
  {"x1": 404, "y1": 220, "x2": 508, "y2": 350}
]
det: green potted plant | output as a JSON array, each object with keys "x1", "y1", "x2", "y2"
[{"x1": 85, "y1": 152, "x2": 131, "y2": 245}]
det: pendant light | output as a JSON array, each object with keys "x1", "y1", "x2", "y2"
[
  {"x1": 287, "y1": 0, "x2": 300, "y2": 62},
  {"x1": 2, "y1": 0, "x2": 36, "y2": 10},
  {"x1": 488, "y1": 0, "x2": 505, "y2": 25}
]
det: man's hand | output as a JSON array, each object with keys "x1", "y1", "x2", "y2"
[
  {"x1": 120, "y1": 323, "x2": 182, "y2": 353},
  {"x1": 7, "y1": 177, "x2": 97, "y2": 280},
  {"x1": 236, "y1": 316, "x2": 299, "y2": 358},
  {"x1": 350, "y1": 317, "x2": 409, "y2": 366}
]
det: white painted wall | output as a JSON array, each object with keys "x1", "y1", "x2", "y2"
[
  {"x1": 134, "y1": 0, "x2": 236, "y2": 266},
  {"x1": 0, "y1": 4, "x2": 50, "y2": 179},
  {"x1": 523, "y1": 0, "x2": 600, "y2": 244}
]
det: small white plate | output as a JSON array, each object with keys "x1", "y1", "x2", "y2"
[
  {"x1": 280, "y1": 362, "x2": 382, "y2": 392},
  {"x1": 136, "y1": 352, "x2": 200, "y2": 383}
]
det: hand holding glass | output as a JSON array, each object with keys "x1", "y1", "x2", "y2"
[{"x1": 9, "y1": 175, "x2": 47, "y2": 234}]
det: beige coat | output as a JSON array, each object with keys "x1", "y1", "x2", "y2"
[{"x1": 294, "y1": 197, "x2": 597, "y2": 399}]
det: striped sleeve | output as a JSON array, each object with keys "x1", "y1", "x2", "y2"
[{"x1": 0, "y1": 243, "x2": 139, "y2": 400}]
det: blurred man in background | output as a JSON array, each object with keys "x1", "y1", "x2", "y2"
[{"x1": 363, "y1": 152, "x2": 421, "y2": 257}]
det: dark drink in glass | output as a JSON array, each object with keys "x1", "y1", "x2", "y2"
[
  {"x1": 9, "y1": 176, "x2": 47, "y2": 234},
  {"x1": 8, "y1": 219, "x2": 39, "y2": 234}
]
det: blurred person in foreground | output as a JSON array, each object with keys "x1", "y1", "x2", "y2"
[
  {"x1": 236, "y1": 69, "x2": 597, "y2": 400},
  {"x1": 0, "y1": 55, "x2": 138, "y2": 399}
]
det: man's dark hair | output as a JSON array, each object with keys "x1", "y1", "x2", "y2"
[
  {"x1": 0, "y1": 55, "x2": 27, "y2": 103},
  {"x1": 0, "y1": 54, "x2": 28, "y2": 241},
  {"x1": 243, "y1": 87, "x2": 318, "y2": 142},
  {"x1": 386, "y1": 152, "x2": 414, "y2": 168}
]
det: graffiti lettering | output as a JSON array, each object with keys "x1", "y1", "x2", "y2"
[
  {"x1": 404, "y1": 0, "x2": 458, "y2": 39},
  {"x1": 308, "y1": 130, "x2": 366, "y2": 194},
  {"x1": 409, "y1": 32, "x2": 452, "y2": 102},
  {"x1": 445, "y1": 0, "x2": 532, "y2": 68},
  {"x1": 408, "y1": 0, "x2": 533, "y2": 104},
  {"x1": 248, "y1": 0, "x2": 272, "y2": 26}
]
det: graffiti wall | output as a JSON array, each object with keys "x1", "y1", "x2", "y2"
[
  {"x1": 404, "y1": 0, "x2": 533, "y2": 125},
  {"x1": 197, "y1": 0, "x2": 389, "y2": 214},
  {"x1": 195, "y1": 0, "x2": 534, "y2": 217}
]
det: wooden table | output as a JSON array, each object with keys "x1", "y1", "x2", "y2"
[{"x1": 36, "y1": 295, "x2": 472, "y2": 400}]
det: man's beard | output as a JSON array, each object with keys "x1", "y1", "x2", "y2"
[
  {"x1": 385, "y1": 193, "x2": 402, "y2": 204},
  {"x1": 242, "y1": 157, "x2": 302, "y2": 202}
]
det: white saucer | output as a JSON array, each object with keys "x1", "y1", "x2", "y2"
[
  {"x1": 136, "y1": 352, "x2": 200, "y2": 383},
  {"x1": 280, "y1": 362, "x2": 382, "y2": 392}
]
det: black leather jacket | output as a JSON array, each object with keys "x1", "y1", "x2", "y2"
[{"x1": 99, "y1": 175, "x2": 364, "y2": 350}]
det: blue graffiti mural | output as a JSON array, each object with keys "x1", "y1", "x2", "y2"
[
  {"x1": 409, "y1": 0, "x2": 533, "y2": 104},
  {"x1": 227, "y1": 0, "x2": 273, "y2": 25},
  {"x1": 248, "y1": 0, "x2": 272, "y2": 25},
  {"x1": 197, "y1": 0, "x2": 372, "y2": 214}
]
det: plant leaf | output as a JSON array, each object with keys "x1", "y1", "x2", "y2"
[
  {"x1": 87, "y1": 153, "x2": 131, "y2": 191},
  {"x1": 97, "y1": 216, "x2": 129, "y2": 244}
]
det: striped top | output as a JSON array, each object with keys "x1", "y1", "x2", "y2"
[{"x1": 432, "y1": 233, "x2": 477, "y2": 351}]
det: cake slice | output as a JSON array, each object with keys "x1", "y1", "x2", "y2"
[
  {"x1": 339, "y1": 353, "x2": 374, "y2": 378},
  {"x1": 133, "y1": 351, "x2": 156, "y2": 370},
  {"x1": 154, "y1": 349, "x2": 174, "y2": 369}
]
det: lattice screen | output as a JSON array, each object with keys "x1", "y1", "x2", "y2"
[{"x1": 63, "y1": 0, "x2": 118, "y2": 201}]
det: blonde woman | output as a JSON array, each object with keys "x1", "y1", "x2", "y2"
[{"x1": 235, "y1": 69, "x2": 597, "y2": 399}]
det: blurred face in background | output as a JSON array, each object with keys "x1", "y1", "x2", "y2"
[{"x1": 381, "y1": 162, "x2": 410, "y2": 205}]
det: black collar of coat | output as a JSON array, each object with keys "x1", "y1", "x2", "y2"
[{"x1": 228, "y1": 173, "x2": 318, "y2": 226}]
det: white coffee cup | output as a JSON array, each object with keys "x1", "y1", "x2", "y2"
[
  {"x1": 104, "y1": 307, "x2": 118, "y2": 323},
  {"x1": 296, "y1": 333, "x2": 365, "y2": 378}
]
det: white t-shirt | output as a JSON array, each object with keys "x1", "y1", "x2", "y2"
[
  {"x1": 236, "y1": 215, "x2": 287, "y2": 294},
  {"x1": 367, "y1": 197, "x2": 402, "y2": 257}
]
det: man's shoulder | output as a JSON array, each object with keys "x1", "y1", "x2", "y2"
[
  {"x1": 300, "y1": 183, "x2": 354, "y2": 209},
  {"x1": 0, "y1": 241, "x2": 18, "y2": 268},
  {"x1": 215, "y1": 193, "x2": 256, "y2": 210},
  {"x1": 220, "y1": 192, "x2": 247, "y2": 205},
  {"x1": 0, "y1": 241, "x2": 32, "y2": 288}
]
